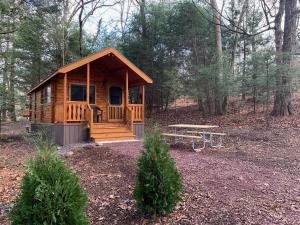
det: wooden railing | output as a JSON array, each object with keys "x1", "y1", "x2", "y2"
[
  {"x1": 128, "y1": 104, "x2": 144, "y2": 122},
  {"x1": 67, "y1": 102, "x2": 87, "y2": 122},
  {"x1": 108, "y1": 105, "x2": 124, "y2": 121},
  {"x1": 125, "y1": 106, "x2": 133, "y2": 131}
]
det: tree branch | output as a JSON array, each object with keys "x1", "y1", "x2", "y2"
[{"x1": 192, "y1": 0, "x2": 275, "y2": 36}]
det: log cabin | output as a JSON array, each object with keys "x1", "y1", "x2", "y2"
[{"x1": 27, "y1": 48, "x2": 153, "y2": 145}]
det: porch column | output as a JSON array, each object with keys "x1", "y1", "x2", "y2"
[
  {"x1": 125, "y1": 70, "x2": 129, "y2": 106},
  {"x1": 87, "y1": 63, "x2": 90, "y2": 104},
  {"x1": 63, "y1": 73, "x2": 67, "y2": 124},
  {"x1": 125, "y1": 70, "x2": 129, "y2": 119},
  {"x1": 142, "y1": 85, "x2": 145, "y2": 122}
]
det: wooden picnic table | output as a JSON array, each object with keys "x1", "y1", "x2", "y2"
[{"x1": 164, "y1": 124, "x2": 225, "y2": 151}]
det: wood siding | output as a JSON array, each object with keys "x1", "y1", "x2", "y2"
[{"x1": 29, "y1": 81, "x2": 54, "y2": 123}]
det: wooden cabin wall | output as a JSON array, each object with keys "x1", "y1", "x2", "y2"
[
  {"x1": 35, "y1": 89, "x2": 42, "y2": 122},
  {"x1": 53, "y1": 67, "x2": 124, "y2": 123},
  {"x1": 30, "y1": 81, "x2": 54, "y2": 124},
  {"x1": 41, "y1": 82, "x2": 54, "y2": 123},
  {"x1": 30, "y1": 92, "x2": 35, "y2": 121}
]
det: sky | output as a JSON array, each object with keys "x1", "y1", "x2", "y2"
[{"x1": 82, "y1": 0, "x2": 139, "y2": 35}]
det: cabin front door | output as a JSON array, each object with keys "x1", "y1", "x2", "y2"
[{"x1": 108, "y1": 86, "x2": 124, "y2": 122}]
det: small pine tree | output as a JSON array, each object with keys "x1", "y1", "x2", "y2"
[
  {"x1": 9, "y1": 136, "x2": 90, "y2": 225},
  {"x1": 134, "y1": 127, "x2": 182, "y2": 215}
]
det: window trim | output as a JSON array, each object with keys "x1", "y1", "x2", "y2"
[
  {"x1": 69, "y1": 83, "x2": 96, "y2": 104},
  {"x1": 43, "y1": 84, "x2": 51, "y2": 104}
]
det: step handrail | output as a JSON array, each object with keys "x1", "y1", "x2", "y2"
[
  {"x1": 125, "y1": 106, "x2": 133, "y2": 132},
  {"x1": 85, "y1": 104, "x2": 93, "y2": 130}
]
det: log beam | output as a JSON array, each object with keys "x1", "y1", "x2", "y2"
[
  {"x1": 63, "y1": 73, "x2": 67, "y2": 124},
  {"x1": 142, "y1": 85, "x2": 145, "y2": 122},
  {"x1": 87, "y1": 63, "x2": 90, "y2": 104},
  {"x1": 125, "y1": 70, "x2": 129, "y2": 106}
]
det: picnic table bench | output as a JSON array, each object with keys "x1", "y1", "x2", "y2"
[{"x1": 163, "y1": 124, "x2": 226, "y2": 151}]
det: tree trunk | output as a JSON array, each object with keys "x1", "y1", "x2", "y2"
[
  {"x1": 78, "y1": 0, "x2": 84, "y2": 57},
  {"x1": 8, "y1": 16, "x2": 16, "y2": 122},
  {"x1": 140, "y1": 0, "x2": 147, "y2": 40},
  {"x1": 272, "y1": 0, "x2": 297, "y2": 116},
  {"x1": 230, "y1": 0, "x2": 248, "y2": 74},
  {"x1": 211, "y1": 0, "x2": 224, "y2": 115},
  {"x1": 8, "y1": 46, "x2": 16, "y2": 122},
  {"x1": 1, "y1": 38, "x2": 9, "y2": 121}
]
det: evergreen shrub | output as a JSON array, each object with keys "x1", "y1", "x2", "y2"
[
  {"x1": 9, "y1": 135, "x2": 89, "y2": 225},
  {"x1": 134, "y1": 127, "x2": 182, "y2": 215}
]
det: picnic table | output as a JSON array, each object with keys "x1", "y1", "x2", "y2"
[{"x1": 163, "y1": 124, "x2": 226, "y2": 151}]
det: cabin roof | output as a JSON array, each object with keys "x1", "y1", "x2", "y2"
[{"x1": 28, "y1": 47, "x2": 153, "y2": 94}]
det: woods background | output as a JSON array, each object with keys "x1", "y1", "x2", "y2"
[{"x1": 1, "y1": 0, "x2": 300, "y2": 123}]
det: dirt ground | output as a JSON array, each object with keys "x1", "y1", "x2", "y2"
[{"x1": 1, "y1": 102, "x2": 300, "y2": 224}]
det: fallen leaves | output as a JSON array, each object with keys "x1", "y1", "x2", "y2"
[{"x1": 1, "y1": 99, "x2": 300, "y2": 225}]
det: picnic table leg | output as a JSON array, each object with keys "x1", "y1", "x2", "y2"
[
  {"x1": 220, "y1": 136, "x2": 223, "y2": 146},
  {"x1": 192, "y1": 138, "x2": 195, "y2": 150},
  {"x1": 192, "y1": 138, "x2": 203, "y2": 152},
  {"x1": 202, "y1": 132, "x2": 212, "y2": 148},
  {"x1": 211, "y1": 135, "x2": 224, "y2": 148},
  {"x1": 217, "y1": 135, "x2": 224, "y2": 148},
  {"x1": 174, "y1": 128, "x2": 177, "y2": 144}
]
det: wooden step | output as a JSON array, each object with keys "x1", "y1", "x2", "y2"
[
  {"x1": 91, "y1": 127, "x2": 130, "y2": 134},
  {"x1": 94, "y1": 136, "x2": 135, "y2": 142},
  {"x1": 89, "y1": 122, "x2": 135, "y2": 142},
  {"x1": 91, "y1": 132, "x2": 135, "y2": 139},
  {"x1": 92, "y1": 123, "x2": 125, "y2": 128}
]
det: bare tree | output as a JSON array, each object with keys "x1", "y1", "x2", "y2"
[
  {"x1": 76, "y1": 0, "x2": 120, "y2": 56},
  {"x1": 230, "y1": 0, "x2": 249, "y2": 74},
  {"x1": 272, "y1": 0, "x2": 298, "y2": 115},
  {"x1": 119, "y1": 0, "x2": 134, "y2": 39},
  {"x1": 211, "y1": 0, "x2": 224, "y2": 115}
]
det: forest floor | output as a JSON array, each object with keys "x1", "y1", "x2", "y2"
[{"x1": 1, "y1": 99, "x2": 300, "y2": 224}]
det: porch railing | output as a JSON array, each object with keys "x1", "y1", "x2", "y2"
[
  {"x1": 54, "y1": 102, "x2": 144, "y2": 123},
  {"x1": 128, "y1": 104, "x2": 144, "y2": 122},
  {"x1": 67, "y1": 102, "x2": 87, "y2": 122},
  {"x1": 108, "y1": 105, "x2": 124, "y2": 121}
]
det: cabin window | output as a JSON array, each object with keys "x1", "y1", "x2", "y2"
[
  {"x1": 43, "y1": 85, "x2": 51, "y2": 104},
  {"x1": 109, "y1": 87, "x2": 122, "y2": 105},
  {"x1": 70, "y1": 84, "x2": 95, "y2": 104}
]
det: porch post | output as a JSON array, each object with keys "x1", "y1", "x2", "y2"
[
  {"x1": 125, "y1": 70, "x2": 129, "y2": 106},
  {"x1": 63, "y1": 73, "x2": 67, "y2": 124},
  {"x1": 125, "y1": 70, "x2": 129, "y2": 119},
  {"x1": 142, "y1": 85, "x2": 145, "y2": 122},
  {"x1": 87, "y1": 63, "x2": 90, "y2": 104}
]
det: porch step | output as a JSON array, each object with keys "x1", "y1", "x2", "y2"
[
  {"x1": 92, "y1": 123, "x2": 125, "y2": 128},
  {"x1": 91, "y1": 128, "x2": 131, "y2": 134},
  {"x1": 94, "y1": 136, "x2": 135, "y2": 142},
  {"x1": 90, "y1": 122, "x2": 135, "y2": 142}
]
